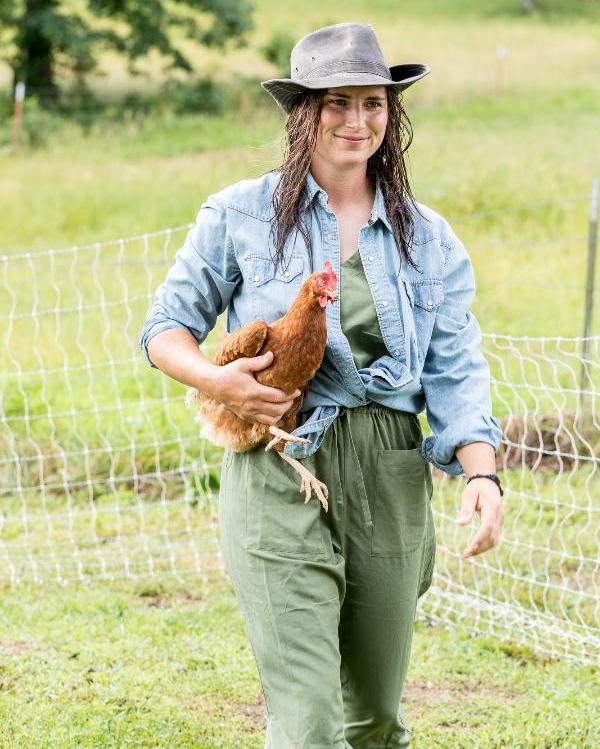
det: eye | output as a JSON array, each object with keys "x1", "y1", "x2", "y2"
[{"x1": 328, "y1": 99, "x2": 382, "y2": 108}]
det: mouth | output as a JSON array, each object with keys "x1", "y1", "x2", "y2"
[{"x1": 334, "y1": 135, "x2": 367, "y2": 142}]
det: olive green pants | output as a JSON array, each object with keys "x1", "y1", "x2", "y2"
[{"x1": 218, "y1": 402, "x2": 436, "y2": 749}]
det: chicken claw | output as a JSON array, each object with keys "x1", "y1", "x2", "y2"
[
  {"x1": 277, "y1": 452, "x2": 329, "y2": 512},
  {"x1": 265, "y1": 426, "x2": 311, "y2": 451}
]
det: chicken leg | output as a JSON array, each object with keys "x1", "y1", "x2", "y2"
[
  {"x1": 277, "y1": 451, "x2": 329, "y2": 512},
  {"x1": 264, "y1": 426, "x2": 329, "y2": 512}
]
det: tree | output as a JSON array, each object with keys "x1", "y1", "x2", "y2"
[{"x1": 0, "y1": 0, "x2": 254, "y2": 103}]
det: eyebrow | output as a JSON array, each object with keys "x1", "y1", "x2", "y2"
[{"x1": 325, "y1": 92, "x2": 386, "y2": 101}]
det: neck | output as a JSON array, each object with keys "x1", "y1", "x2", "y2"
[
  {"x1": 279, "y1": 283, "x2": 326, "y2": 334},
  {"x1": 308, "y1": 161, "x2": 375, "y2": 209}
]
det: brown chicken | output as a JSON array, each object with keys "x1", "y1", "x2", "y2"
[{"x1": 185, "y1": 261, "x2": 338, "y2": 512}]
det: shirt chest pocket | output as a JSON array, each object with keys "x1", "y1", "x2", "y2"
[
  {"x1": 244, "y1": 255, "x2": 306, "y2": 319},
  {"x1": 405, "y1": 279, "x2": 444, "y2": 363}
]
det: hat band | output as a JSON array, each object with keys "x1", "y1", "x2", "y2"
[{"x1": 296, "y1": 58, "x2": 391, "y2": 81}]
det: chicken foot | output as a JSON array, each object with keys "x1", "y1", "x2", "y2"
[
  {"x1": 264, "y1": 425, "x2": 311, "y2": 451},
  {"x1": 276, "y1": 451, "x2": 329, "y2": 513},
  {"x1": 263, "y1": 426, "x2": 329, "y2": 511}
]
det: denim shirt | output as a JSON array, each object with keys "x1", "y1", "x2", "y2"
[{"x1": 139, "y1": 169, "x2": 503, "y2": 475}]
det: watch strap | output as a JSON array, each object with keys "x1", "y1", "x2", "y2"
[{"x1": 466, "y1": 473, "x2": 504, "y2": 497}]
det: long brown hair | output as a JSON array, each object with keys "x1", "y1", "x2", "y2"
[{"x1": 268, "y1": 87, "x2": 423, "y2": 272}]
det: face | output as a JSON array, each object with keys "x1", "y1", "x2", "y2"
[{"x1": 313, "y1": 85, "x2": 388, "y2": 169}]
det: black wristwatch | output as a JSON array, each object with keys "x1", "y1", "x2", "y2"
[{"x1": 465, "y1": 473, "x2": 504, "y2": 497}]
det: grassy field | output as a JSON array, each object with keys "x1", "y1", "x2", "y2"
[
  {"x1": 0, "y1": 575, "x2": 598, "y2": 749},
  {"x1": 1, "y1": 1, "x2": 599, "y2": 746}
]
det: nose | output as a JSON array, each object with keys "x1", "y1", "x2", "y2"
[{"x1": 344, "y1": 103, "x2": 367, "y2": 128}]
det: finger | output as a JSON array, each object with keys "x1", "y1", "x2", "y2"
[
  {"x1": 464, "y1": 528, "x2": 499, "y2": 557},
  {"x1": 253, "y1": 402, "x2": 296, "y2": 422},
  {"x1": 237, "y1": 352, "x2": 272, "y2": 372},
  {"x1": 458, "y1": 484, "x2": 478, "y2": 525},
  {"x1": 465, "y1": 516, "x2": 495, "y2": 555},
  {"x1": 257, "y1": 385, "x2": 301, "y2": 402},
  {"x1": 254, "y1": 393, "x2": 296, "y2": 412},
  {"x1": 463, "y1": 501, "x2": 500, "y2": 557},
  {"x1": 251, "y1": 412, "x2": 277, "y2": 426}
]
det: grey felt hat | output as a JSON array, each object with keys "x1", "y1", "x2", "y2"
[{"x1": 261, "y1": 22, "x2": 430, "y2": 114}]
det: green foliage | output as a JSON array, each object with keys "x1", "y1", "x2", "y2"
[
  {"x1": 260, "y1": 28, "x2": 295, "y2": 78},
  {"x1": 161, "y1": 77, "x2": 233, "y2": 115},
  {"x1": 0, "y1": 0, "x2": 254, "y2": 102},
  {"x1": 327, "y1": 0, "x2": 600, "y2": 20}
]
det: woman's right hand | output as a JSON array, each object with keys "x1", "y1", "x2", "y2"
[{"x1": 211, "y1": 350, "x2": 300, "y2": 426}]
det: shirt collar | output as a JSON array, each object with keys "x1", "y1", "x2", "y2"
[{"x1": 304, "y1": 170, "x2": 393, "y2": 233}]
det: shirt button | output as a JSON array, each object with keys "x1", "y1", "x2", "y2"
[
  {"x1": 426, "y1": 301, "x2": 433, "y2": 310},
  {"x1": 253, "y1": 275, "x2": 260, "y2": 282},
  {"x1": 394, "y1": 349, "x2": 400, "y2": 355},
  {"x1": 368, "y1": 255, "x2": 374, "y2": 261},
  {"x1": 284, "y1": 271, "x2": 289, "y2": 277},
  {"x1": 382, "y1": 300, "x2": 388, "y2": 306}
]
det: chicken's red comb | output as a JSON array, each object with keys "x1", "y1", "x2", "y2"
[{"x1": 323, "y1": 260, "x2": 337, "y2": 284}]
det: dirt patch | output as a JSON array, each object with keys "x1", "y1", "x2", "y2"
[
  {"x1": 233, "y1": 694, "x2": 267, "y2": 731},
  {"x1": 403, "y1": 678, "x2": 517, "y2": 705},
  {"x1": 497, "y1": 412, "x2": 597, "y2": 472},
  {"x1": 0, "y1": 638, "x2": 44, "y2": 656}
]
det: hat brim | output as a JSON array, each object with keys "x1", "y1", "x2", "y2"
[{"x1": 261, "y1": 64, "x2": 430, "y2": 114}]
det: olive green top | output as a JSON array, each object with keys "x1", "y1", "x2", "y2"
[{"x1": 339, "y1": 249, "x2": 388, "y2": 371}]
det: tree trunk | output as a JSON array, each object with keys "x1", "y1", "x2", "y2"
[
  {"x1": 15, "y1": 0, "x2": 59, "y2": 104},
  {"x1": 520, "y1": 0, "x2": 537, "y2": 12}
]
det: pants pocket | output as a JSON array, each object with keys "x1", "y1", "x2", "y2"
[
  {"x1": 245, "y1": 450, "x2": 328, "y2": 558},
  {"x1": 371, "y1": 446, "x2": 430, "y2": 558}
]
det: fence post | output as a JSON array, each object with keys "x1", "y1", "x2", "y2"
[
  {"x1": 11, "y1": 81, "x2": 26, "y2": 152},
  {"x1": 580, "y1": 178, "x2": 598, "y2": 416},
  {"x1": 495, "y1": 45, "x2": 508, "y2": 95}
]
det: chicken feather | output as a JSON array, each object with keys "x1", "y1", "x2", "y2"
[{"x1": 185, "y1": 263, "x2": 338, "y2": 510}]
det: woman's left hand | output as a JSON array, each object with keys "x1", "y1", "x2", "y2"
[{"x1": 458, "y1": 479, "x2": 504, "y2": 558}]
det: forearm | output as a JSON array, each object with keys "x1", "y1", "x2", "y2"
[
  {"x1": 146, "y1": 328, "x2": 219, "y2": 396},
  {"x1": 455, "y1": 441, "x2": 496, "y2": 476}
]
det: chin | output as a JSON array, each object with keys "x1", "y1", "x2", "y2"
[{"x1": 332, "y1": 154, "x2": 372, "y2": 168}]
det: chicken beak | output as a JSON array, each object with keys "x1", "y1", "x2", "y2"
[{"x1": 328, "y1": 290, "x2": 339, "y2": 302}]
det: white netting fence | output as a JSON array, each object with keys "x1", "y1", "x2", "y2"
[{"x1": 1, "y1": 224, "x2": 598, "y2": 666}]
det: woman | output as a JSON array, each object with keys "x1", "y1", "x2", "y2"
[{"x1": 139, "y1": 22, "x2": 504, "y2": 749}]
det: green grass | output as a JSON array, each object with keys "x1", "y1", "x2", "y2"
[
  {"x1": 1, "y1": 1, "x2": 599, "y2": 745},
  {"x1": 0, "y1": 576, "x2": 598, "y2": 748}
]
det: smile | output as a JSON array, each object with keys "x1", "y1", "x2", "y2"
[{"x1": 335, "y1": 135, "x2": 367, "y2": 142}]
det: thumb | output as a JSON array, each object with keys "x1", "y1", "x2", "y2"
[
  {"x1": 458, "y1": 487, "x2": 477, "y2": 525},
  {"x1": 245, "y1": 350, "x2": 273, "y2": 370}
]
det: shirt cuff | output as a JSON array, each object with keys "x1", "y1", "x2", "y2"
[
  {"x1": 420, "y1": 414, "x2": 503, "y2": 475},
  {"x1": 139, "y1": 320, "x2": 200, "y2": 369}
]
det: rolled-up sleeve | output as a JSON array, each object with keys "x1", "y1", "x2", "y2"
[
  {"x1": 139, "y1": 196, "x2": 240, "y2": 368},
  {"x1": 420, "y1": 228, "x2": 503, "y2": 475}
]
